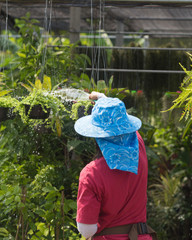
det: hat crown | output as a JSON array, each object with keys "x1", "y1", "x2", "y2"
[{"x1": 92, "y1": 98, "x2": 128, "y2": 127}]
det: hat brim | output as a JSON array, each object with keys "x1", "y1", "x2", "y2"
[{"x1": 74, "y1": 114, "x2": 142, "y2": 138}]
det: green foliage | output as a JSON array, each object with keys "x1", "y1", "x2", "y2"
[
  {"x1": 0, "y1": 117, "x2": 86, "y2": 239},
  {"x1": 150, "y1": 172, "x2": 182, "y2": 207},
  {"x1": 72, "y1": 74, "x2": 130, "y2": 100},
  {"x1": 71, "y1": 100, "x2": 93, "y2": 120},
  {"x1": 0, "y1": 72, "x2": 12, "y2": 97},
  {"x1": 147, "y1": 124, "x2": 192, "y2": 240},
  {"x1": 1, "y1": 13, "x2": 90, "y2": 96},
  {"x1": 16, "y1": 89, "x2": 67, "y2": 133},
  {"x1": 0, "y1": 96, "x2": 19, "y2": 108},
  {"x1": 164, "y1": 52, "x2": 192, "y2": 137},
  {"x1": 0, "y1": 17, "x2": 93, "y2": 237},
  {"x1": 80, "y1": 30, "x2": 113, "y2": 65},
  {"x1": 148, "y1": 173, "x2": 183, "y2": 240}
]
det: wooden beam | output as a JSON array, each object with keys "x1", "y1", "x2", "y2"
[
  {"x1": 69, "y1": 7, "x2": 81, "y2": 43},
  {"x1": 115, "y1": 21, "x2": 124, "y2": 46},
  {"x1": 1, "y1": 0, "x2": 192, "y2": 5}
]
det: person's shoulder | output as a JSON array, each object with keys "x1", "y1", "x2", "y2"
[
  {"x1": 79, "y1": 157, "x2": 106, "y2": 181},
  {"x1": 82, "y1": 157, "x2": 106, "y2": 173},
  {"x1": 136, "y1": 131, "x2": 145, "y2": 145}
]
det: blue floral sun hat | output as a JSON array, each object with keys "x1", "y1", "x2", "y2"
[
  {"x1": 74, "y1": 97, "x2": 142, "y2": 173},
  {"x1": 74, "y1": 97, "x2": 141, "y2": 138}
]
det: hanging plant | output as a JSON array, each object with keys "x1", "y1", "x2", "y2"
[
  {"x1": 71, "y1": 100, "x2": 94, "y2": 120},
  {"x1": 0, "y1": 96, "x2": 19, "y2": 121},
  {"x1": 18, "y1": 89, "x2": 68, "y2": 131},
  {"x1": 24, "y1": 104, "x2": 50, "y2": 120}
]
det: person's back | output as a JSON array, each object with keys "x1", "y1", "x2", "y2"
[
  {"x1": 77, "y1": 132, "x2": 149, "y2": 240},
  {"x1": 75, "y1": 95, "x2": 157, "y2": 240}
]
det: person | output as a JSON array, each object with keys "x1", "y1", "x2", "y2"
[{"x1": 74, "y1": 92, "x2": 157, "y2": 240}]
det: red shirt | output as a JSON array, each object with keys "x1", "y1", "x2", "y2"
[{"x1": 77, "y1": 132, "x2": 148, "y2": 237}]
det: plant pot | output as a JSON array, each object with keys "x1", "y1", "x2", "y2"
[
  {"x1": 0, "y1": 107, "x2": 9, "y2": 122},
  {"x1": 25, "y1": 104, "x2": 50, "y2": 119}
]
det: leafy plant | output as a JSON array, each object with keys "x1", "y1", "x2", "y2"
[
  {"x1": 80, "y1": 30, "x2": 113, "y2": 65},
  {"x1": 146, "y1": 123, "x2": 192, "y2": 240},
  {"x1": 1, "y1": 13, "x2": 90, "y2": 96},
  {"x1": 71, "y1": 100, "x2": 94, "y2": 120},
  {"x1": 0, "y1": 72, "x2": 13, "y2": 96},
  {"x1": 18, "y1": 89, "x2": 67, "y2": 135},
  {"x1": 0, "y1": 117, "x2": 84, "y2": 239},
  {"x1": 148, "y1": 172, "x2": 183, "y2": 240},
  {"x1": 72, "y1": 74, "x2": 130, "y2": 100},
  {"x1": 0, "y1": 96, "x2": 18, "y2": 108},
  {"x1": 165, "y1": 52, "x2": 192, "y2": 137}
]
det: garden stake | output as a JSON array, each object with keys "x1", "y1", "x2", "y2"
[
  {"x1": 63, "y1": 138, "x2": 70, "y2": 169},
  {"x1": 21, "y1": 187, "x2": 27, "y2": 240},
  {"x1": 24, "y1": 223, "x2": 29, "y2": 239},
  {"x1": 55, "y1": 223, "x2": 60, "y2": 240},
  {"x1": 15, "y1": 187, "x2": 27, "y2": 240},
  {"x1": 15, "y1": 215, "x2": 22, "y2": 240},
  {"x1": 61, "y1": 190, "x2": 65, "y2": 240}
]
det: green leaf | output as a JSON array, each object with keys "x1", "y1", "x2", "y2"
[
  {"x1": 97, "y1": 80, "x2": 106, "y2": 91},
  {"x1": 67, "y1": 139, "x2": 83, "y2": 151},
  {"x1": 14, "y1": 196, "x2": 20, "y2": 202},
  {"x1": 20, "y1": 83, "x2": 32, "y2": 92},
  {"x1": 27, "y1": 80, "x2": 36, "y2": 88},
  {"x1": 28, "y1": 229, "x2": 34, "y2": 235},
  {"x1": 36, "y1": 222, "x2": 46, "y2": 233},
  {"x1": 35, "y1": 79, "x2": 42, "y2": 90},
  {"x1": 52, "y1": 79, "x2": 68, "y2": 91},
  {"x1": 52, "y1": 51, "x2": 64, "y2": 56},
  {"x1": 0, "y1": 228, "x2": 9, "y2": 237},
  {"x1": 0, "y1": 90, "x2": 12, "y2": 97},
  {"x1": 182, "y1": 119, "x2": 192, "y2": 138},
  {"x1": 17, "y1": 52, "x2": 26, "y2": 58},
  {"x1": 108, "y1": 75, "x2": 113, "y2": 90},
  {"x1": 34, "y1": 209, "x2": 46, "y2": 217},
  {"x1": 42, "y1": 75, "x2": 52, "y2": 91},
  {"x1": 80, "y1": 79, "x2": 91, "y2": 90},
  {"x1": 42, "y1": 185, "x2": 56, "y2": 193},
  {"x1": 80, "y1": 73, "x2": 90, "y2": 83},
  {"x1": 68, "y1": 200, "x2": 77, "y2": 210},
  {"x1": 44, "y1": 228, "x2": 49, "y2": 237},
  {"x1": 91, "y1": 77, "x2": 97, "y2": 88}
]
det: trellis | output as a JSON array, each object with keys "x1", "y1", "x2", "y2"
[{"x1": 1, "y1": 0, "x2": 192, "y2": 89}]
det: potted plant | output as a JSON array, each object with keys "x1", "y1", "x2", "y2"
[
  {"x1": 0, "y1": 96, "x2": 19, "y2": 121},
  {"x1": 0, "y1": 75, "x2": 18, "y2": 121},
  {"x1": 19, "y1": 88, "x2": 67, "y2": 121},
  {"x1": 71, "y1": 100, "x2": 94, "y2": 120}
]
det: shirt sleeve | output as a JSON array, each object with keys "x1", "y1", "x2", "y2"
[
  {"x1": 77, "y1": 222, "x2": 98, "y2": 238},
  {"x1": 76, "y1": 180, "x2": 101, "y2": 224}
]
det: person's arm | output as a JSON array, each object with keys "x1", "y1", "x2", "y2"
[
  {"x1": 76, "y1": 169, "x2": 101, "y2": 238},
  {"x1": 89, "y1": 91, "x2": 106, "y2": 100},
  {"x1": 77, "y1": 222, "x2": 98, "y2": 239}
]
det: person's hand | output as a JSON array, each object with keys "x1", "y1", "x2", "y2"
[{"x1": 89, "y1": 91, "x2": 106, "y2": 100}]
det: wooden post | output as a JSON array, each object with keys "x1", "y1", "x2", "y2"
[
  {"x1": 0, "y1": 4, "x2": 2, "y2": 32},
  {"x1": 115, "y1": 20, "x2": 124, "y2": 46},
  {"x1": 69, "y1": 7, "x2": 81, "y2": 43}
]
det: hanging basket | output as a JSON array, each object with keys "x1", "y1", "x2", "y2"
[
  {"x1": 25, "y1": 104, "x2": 50, "y2": 119},
  {"x1": 0, "y1": 107, "x2": 9, "y2": 122},
  {"x1": 78, "y1": 105, "x2": 93, "y2": 119}
]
